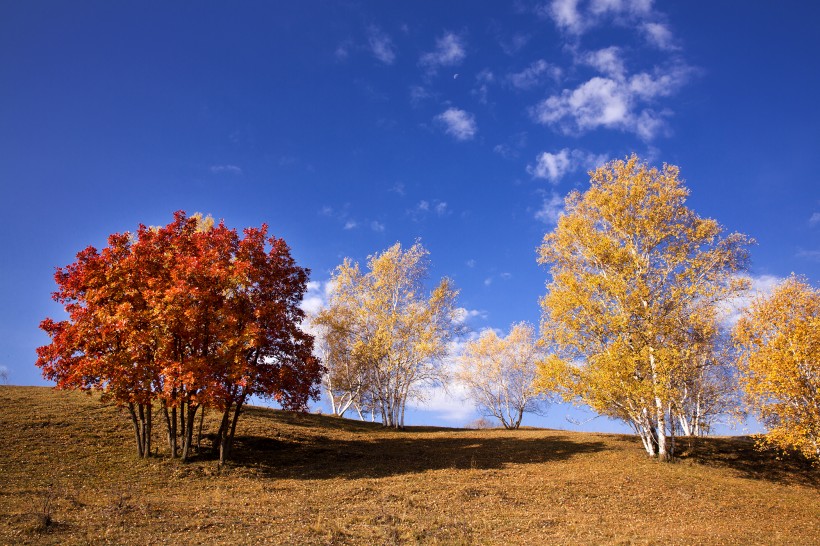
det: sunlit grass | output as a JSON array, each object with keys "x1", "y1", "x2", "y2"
[{"x1": 1, "y1": 386, "x2": 818, "y2": 544}]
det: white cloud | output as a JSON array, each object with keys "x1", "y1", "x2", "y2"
[
  {"x1": 210, "y1": 164, "x2": 242, "y2": 175},
  {"x1": 535, "y1": 192, "x2": 566, "y2": 225},
  {"x1": 541, "y1": 0, "x2": 585, "y2": 34},
  {"x1": 300, "y1": 280, "x2": 333, "y2": 316},
  {"x1": 531, "y1": 61, "x2": 692, "y2": 140},
  {"x1": 435, "y1": 202, "x2": 448, "y2": 216},
  {"x1": 420, "y1": 32, "x2": 466, "y2": 71},
  {"x1": 436, "y1": 108, "x2": 477, "y2": 141},
  {"x1": 508, "y1": 59, "x2": 561, "y2": 89},
  {"x1": 406, "y1": 335, "x2": 484, "y2": 423},
  {"x1": 642, "y1": 22, "x2": 678, "y2": 50},
  {"x1": 809, "y1": 212, "x2": 820, "y2": 226},
  {"x1": 466, "y1": 259, "x2": 476, "y2": 268},
  {"x1": 371, "y1": 220, "x2": 385, "y2": 232},
  {"x1": 529, "y1": 150, "x2": 573, "y2": 182},
  {"x1": 582, "y1": 46, "x2": 625, "y2": 79},
  {"x1": 527, "y1": 148, "x2": 608, "y2": 183},
  {"x1": 367, "y1": 26, "x2": 396, "y2": 64},
  {"x1": 454, "y1": 307, "x2": 488, "y2": 324},
  {"x1": 484, "y1": 277, "x2": 493, "y2": 286},
  {"x1": 540, "y1": 0, "x2": 655, "y2": 35},
  {"x1": 533, "y1": 77, "x2": 628, "y2": 131},
  {"x1": 343, "y1": 220, "x2": 358, "y2": 230},
  {"x1": 409, "y1": 382, "x2": 474, "y2": 423},
  {"x1": 721, "y1": 274, "x2": 783, "y2": 327}
]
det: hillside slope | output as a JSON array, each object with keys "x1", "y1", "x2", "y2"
[{"x1": 1, "y1": 386, "x2": 818, "y2": 545}]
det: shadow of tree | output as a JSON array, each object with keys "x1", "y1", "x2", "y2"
[
  {"x1": 676, "y1": 435, "x2": 819, "y2": 487},
  {"x1": 226, "y1": 432, "x2": 607, "y2": 480}
]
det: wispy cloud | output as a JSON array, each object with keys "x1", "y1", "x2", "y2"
[
  {"x1": 642, "y1": 22, "x2": 679, "y2": 50},
  {"x1": 796, "y1": 249, "x2": 820, "y2": 262},
  {"x1": 508, "y1": 59, "x2": 561, "y2": 90},
  {"x1": 420, "y1": 32, "x2": 466, "y2": 71},
  {"x1": 535, "y1": 191, "x2": 566, "y2": 224},
  {"x1": 436, "y1": 108, "x2": 477, "y2": 141},
  {"x1": 528, "y1": 148, "x2": 608, "y2": 183},
  {"x1": 409, "y1": 85, "x2": 434, "y2": 106},
  {"x1": 499, "y1": 32, "x2": 531, "y2": 56},
  {"x1": 538, "y1": 0, "x2": 653, "y2": 35},
  {"x1": 210, "y1": 164, "x2": 242, "y2": 175},
  {"x1": 472, "y1": 69, "x2": 495, "y2": 104},
  {"x1": 809, "y1": 212, "x2": 820, "y2": 226},
  {"x1": 409, "y1": 199, "x2": 450, "y2": 221},
  {"x1": 334, "y1": 40, "x2": 352, "y2": 61},
  {"x1": 367, "y1": 25, "x2": 396, "y2": 64},
  {"x1": 321, "y1": 204, "x2": 383, "y2": 232}
]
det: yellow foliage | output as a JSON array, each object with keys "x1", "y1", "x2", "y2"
[
  {"x1": 457, "y1": 322, "x2": 546, "y2": 429},
  {"x1": 315, "y1": 241, "x2": 460, "y2": 427},
  {"x1": 734, "y1": 275, "x2": 820, "y2": 461},
  {"x1": 536, "y1": 155, "x2": 752, "y2": 458}
]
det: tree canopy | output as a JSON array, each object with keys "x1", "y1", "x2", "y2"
[
  {"x1": 36, "y1": 211, "x2": 322, "y2": 462},
  {"x1": 536, "y1": 155, "x2": 752, "y2": 460},
  {"x1": 314, "y1": 241, "x2": 460, "y2": 428},
  {"x1": 734, "y1": 275, "x2": 820, "y2": 461},
  {"x1": 457, "y1": 322, "x2": 547, "y2": 429}
]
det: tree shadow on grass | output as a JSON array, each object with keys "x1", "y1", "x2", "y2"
[
  {"x1": 676, "y1": 435, "x2": 819, "y2": 487},
  {"x1": 226, "y1": 432, "x2": 607, "y2": 480}
]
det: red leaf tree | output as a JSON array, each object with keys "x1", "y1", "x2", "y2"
[{"x1": 36, "y1": 212, "x2": 322, "y2": 463}]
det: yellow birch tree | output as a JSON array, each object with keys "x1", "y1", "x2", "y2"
[
  {"x1": 536, "y1": 155, "x2": 752, "y2": 460},
  {"x1": 733, "y1": 275, "x2": 820, "y2": 461},
  {"x1": 457, "y1": 322, "x2": 548, "y2": 429},
  {"x1": 315, "y1": 242, "x2": 460, "y2": 428}
]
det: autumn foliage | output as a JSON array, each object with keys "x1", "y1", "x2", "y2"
[
  {"x1": 36, "y1": 212, "x2": 322, "y2": 462},
  {"x1": 734, "y1": 275, "x2": 820, "y2": 461},
  {"x1": 536, "y1": 156, "x2": 752, "y2": 460},
  {"x1": 314, "y1": 242, "x2": 460, "y2": 428},
  {"x1": 457, "y1": 322, "x2": 547, "y2": 429}
]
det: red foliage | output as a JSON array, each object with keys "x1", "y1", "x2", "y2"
[{"x1": 36, "y1": 211, "x2": 322, "y2": 459}]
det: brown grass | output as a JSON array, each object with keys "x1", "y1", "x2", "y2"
[{"x1": 1, "y1": 386, "x2": 818, "y2": 545}]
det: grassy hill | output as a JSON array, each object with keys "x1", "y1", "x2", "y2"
[{"x1": 1, "y1": 386, "x2": 818, "y2": 545}]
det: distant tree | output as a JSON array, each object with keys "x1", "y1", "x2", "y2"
[
  {"x1": 309, "y1": 316, "x2": 371, "y2": 419},
  {"x1": 733, "y1": 275, "x2": 820, "y2": 461},
  {"x1": 536, "y1": 156, "x2": 752, "y2": 461},
  {"x1": 668, "y1": 308, "x2": 744, "y2": 437},
  {"x1": 315, "y1": 242, "x2": 461, "y2": 428},
  {"x1": 36, "y1": 212, "x2": 322, "y2": 463},
  {"x1": 457, "y1": 322, "x2": 547, "y2": 429}
]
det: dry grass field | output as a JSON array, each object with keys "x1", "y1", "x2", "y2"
[{"x1": 1, "y1": 386, "x2": 818, "y2": 545}]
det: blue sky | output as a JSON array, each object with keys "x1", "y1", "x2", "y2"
[{"x1": 1, "y1": 2, "x2": 818, "y2": 432}]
